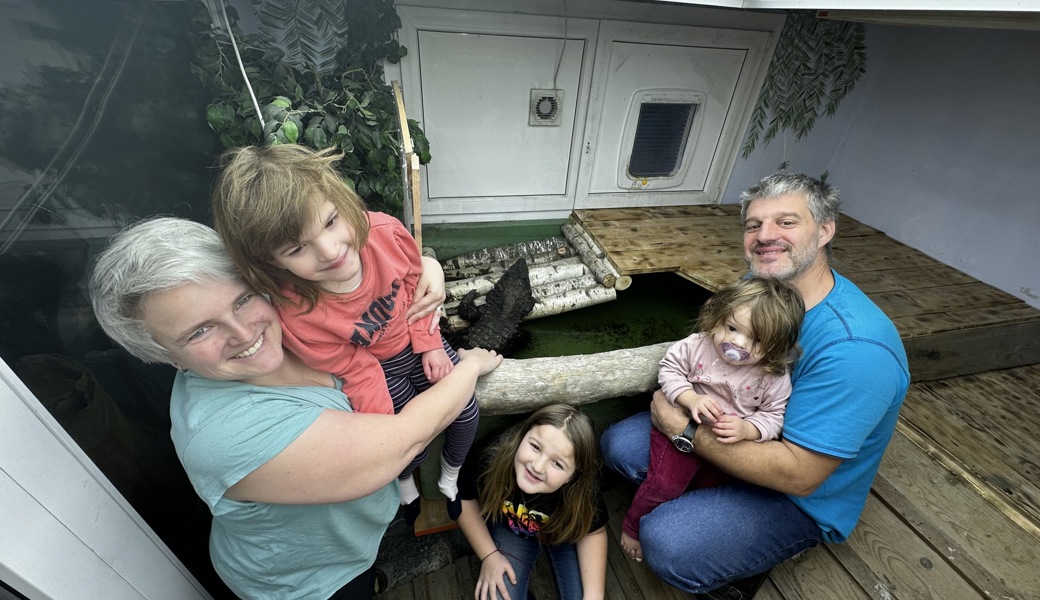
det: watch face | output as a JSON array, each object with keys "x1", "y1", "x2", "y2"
[{"x1": 672, "y1": 435, "x2": 693, "y2": 453}]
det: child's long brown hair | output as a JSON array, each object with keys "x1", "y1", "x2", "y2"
[
  {"x1": 479, "y1": 404, "x2": 600, "y2": 546},
  {"x1": 210, "y1": 144, "x2": 370, "y2": 312},
  {"x1": 696, "y1": 277, "x2": 805, "y2": 375}
]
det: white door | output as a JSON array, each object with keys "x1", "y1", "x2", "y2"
[
  {"x1": 0, "y1": 361, "x2": 211, "y2": 599},
  {"x1": 575, "y1": 20, "x2": 774, "y2": 209}
]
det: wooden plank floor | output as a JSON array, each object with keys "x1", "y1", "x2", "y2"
[
  {"x1": 380, "y1": 365, "x2": 1040, "y2": 599},
  {"x1": 380, "y1": 206, "x2": 1040, "y2": 599},
  {"x1": 572, "y1": 205, "x2": 1040, "y2": 383}
]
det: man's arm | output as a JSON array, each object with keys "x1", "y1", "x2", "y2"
[{"x1": 650, "y1": 391, "x2": 840, "y2": 496}]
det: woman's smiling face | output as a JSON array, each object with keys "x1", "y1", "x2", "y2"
[
  {"x1": 513, "y1": 424, "x2": 577, "y2": 495},
  {"x1": 141, "y1": 278, "x2": 286, "y2": 384}
]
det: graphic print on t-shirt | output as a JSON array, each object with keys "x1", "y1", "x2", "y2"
[
  {"x1": 349, "y1": 280, "x2": 402, "y2": 347},
  {"x1": 502, "y1": 500, "x2": 549, "y2": 538}
]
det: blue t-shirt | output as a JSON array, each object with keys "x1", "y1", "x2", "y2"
[
  {"x1": 170, "y1": 372, "x2": 399, "y2": 600},
  {"x1": 783, "y1": 271, "x2": 910, "y2": 543}
]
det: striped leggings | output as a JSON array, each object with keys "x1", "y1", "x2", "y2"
[{"x1": 381, "y1": 337, "x2": 479, "y2": 479}]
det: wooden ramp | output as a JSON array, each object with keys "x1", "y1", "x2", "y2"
[{"x1": 572, "y1": 205, "x2": 1040, "y2": 383}]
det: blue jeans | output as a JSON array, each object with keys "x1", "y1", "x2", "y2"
[
  {"x1": 601, "y1": 411, "x2": 822, "y2": 594},
  {"x1": 488, "y1": 520, "x2": 583, "y2": 600}
]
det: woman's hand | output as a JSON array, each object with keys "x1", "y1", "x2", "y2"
[
  {"x1": 457, "y1": 347, "x2": 503, "y2": 376},
  {"x1": 408, "y1": 256, "x2": 447, "y2": 334},
  {"x1": 475, "y1": 551, "x2": 516, "y2": 600}
]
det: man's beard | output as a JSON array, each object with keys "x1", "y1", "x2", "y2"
[{"x1": 746, "y1": 231, "x2": 820, "y2": 281}]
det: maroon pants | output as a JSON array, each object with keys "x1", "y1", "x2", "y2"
[{"x1": 622, "y1": 426, "x2": 730, "y2": 540}]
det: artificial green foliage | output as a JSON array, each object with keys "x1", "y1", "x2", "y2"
[
  {"x1": 741, "y1": 12, "x2": 866, "y2": 158},
  {"x1": 190, "y1": 0, "x2": 430, "y2": 216},
  {"x1": 252, "y1": 0, "x2": 349, "y2": 74}
]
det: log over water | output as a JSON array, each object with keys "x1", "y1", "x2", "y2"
[{"x1": 474, "y1": 341, "x2": 676, "y2": 415}]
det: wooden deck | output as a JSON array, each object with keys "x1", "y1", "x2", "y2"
[
  {"x1": 380, "y1": 206, "x2": 1040, "y2": 599},
  {"x1": 573, "y1": 205, "x2": 1040, "y2": 383},
  {"x1": 383, "y1": 367, "x2": 1040, "y2": 599}
]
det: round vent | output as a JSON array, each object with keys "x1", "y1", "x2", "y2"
[
  {"x1": 529, "y1": 89, "x2": 563, "y2": 127},
  {"x1": 534, "y1": 95, "x2": 559, "y2": 120}
]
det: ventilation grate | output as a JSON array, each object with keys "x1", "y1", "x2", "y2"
[{"x1": 529, "y1": 89, "x2": 563, "y2": 127}]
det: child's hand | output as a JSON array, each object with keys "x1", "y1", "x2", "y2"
[
  {"x1": 457, "y1": 347, "x2": 504, "y2": 376},
  {"x1": 675, "y1": 391, "x2": 723, "y2": 425},
  {"x1": 475, "y1": 550, "x2": 516, "y2": 600},
  {"x1": 711, "y1": 414, "x2": 760, "y2": 443},
  {"x1": 422, "y1": 347, "x2": 454, "y2": 382},
  {"x1": 408, "y1": 256, "x2": 447, "y2": 334}
]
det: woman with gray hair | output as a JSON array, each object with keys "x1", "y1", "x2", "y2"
[{"x1": 90, "y1": 217, "x2": 502, "y2": 600}]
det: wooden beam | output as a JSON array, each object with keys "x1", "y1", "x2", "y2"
[{"x1": 392, "y1": 80, "x2": 422, "y2": 247}]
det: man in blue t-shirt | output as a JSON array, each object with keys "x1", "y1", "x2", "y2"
[{"x1": 601, "y1": 172, "x2": 910, "y2": 598}]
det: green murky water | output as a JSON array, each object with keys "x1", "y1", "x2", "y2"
[{"x1": 419, "y1": 223, "x2": 714, "y2": 487}]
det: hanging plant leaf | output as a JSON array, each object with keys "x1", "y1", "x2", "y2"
[
  {"x1": 740, "y1": 12, "x2": 867, "y2": 158},
  {"x1": 251, "y1": 0, "x2": 347, "y2": 74}
]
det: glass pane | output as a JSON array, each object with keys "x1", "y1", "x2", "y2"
[
  {"x1": 628, "y1": 102, "x2": 695, "y2": 178},
  {"x1": 0, "y1": 1, "x2": 231, "y2": 596},
  {"x1": 1, "y1": 579, "x2": 29, "y2": 600}
]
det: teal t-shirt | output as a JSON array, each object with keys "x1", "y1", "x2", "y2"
[
  {"x1": 784, "y1": 271, "x2": 910, "y2": 542},
  {"x1": 170, "y1": 372, "x2": 399, "y2": 599}
]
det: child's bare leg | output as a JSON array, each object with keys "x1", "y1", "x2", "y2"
[{"x1": 620, "y1": 531, "x2": 643, "y2": 562}]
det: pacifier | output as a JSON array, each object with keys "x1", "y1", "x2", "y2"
[{"x1": 720, "y1": 342, "x2": 750, "y2": 362}]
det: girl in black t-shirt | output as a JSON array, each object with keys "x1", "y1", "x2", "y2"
[{"x1": 457, "y1": 404, "x2": 607, "y2": 599}]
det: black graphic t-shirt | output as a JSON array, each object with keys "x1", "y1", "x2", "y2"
[{"x1": 458, "y1": 449, "x2": 608, "y2": 540}]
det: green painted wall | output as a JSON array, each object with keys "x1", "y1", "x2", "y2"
[{"x1": 422, "y1": 220, "x2": 568, "y2": 260}]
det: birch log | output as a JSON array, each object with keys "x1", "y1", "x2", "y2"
[
  {"x1": 443, "y1": 247, "x2": 575, "y2": 280},
  {"x1": 444, "y1": 274, "x2": 599, "y2": 315},
  {"x1": 573, "y1": 222, "x2": 633, "y2": 291},
  {"x1": 475, "y1": 341, "x2": 675, "y2": 415},
  {"x1": 529, "y1": 274, "x2": 599, "y2": 300},
  {"x1": 525, "y1": 285, "x2": 617, "y2": 319},
  {"x1": 445, "y1": 258, "x2": 588, "y2": 301},
  {"x1": 561, "y1": 223, "x2": 633, "y2": 291},
  {"x1": 446, "y1": 284, "x2": 617, "y2": 330},
  {"x1": 443, "y1": 237, "x2": 569, "y2": 270}
]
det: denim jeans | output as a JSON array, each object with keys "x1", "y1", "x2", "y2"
[
  {"x1": 488, "y1": 520, "x2": 583, "y2": 600},
  {"x1": 601, "y1": 411, "x2": 822, "y2": 594},
  {"x1": 623, "y1": 426, "x2": 729, "y2": 540}
]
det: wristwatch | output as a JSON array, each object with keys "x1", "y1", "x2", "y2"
[{"x1": 671, "y1": 420, "x2": 698, "y2": 453}]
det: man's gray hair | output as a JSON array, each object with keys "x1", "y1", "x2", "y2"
[
  {"x1": 739, "y1": 172, "x2": 841, "y2": 226},
  {"x1": 740, "y1": 172, "x2": 842, "y2": 256},
  {"x1": 89, "y1": 217, "x2": 243, "y2": 364}
]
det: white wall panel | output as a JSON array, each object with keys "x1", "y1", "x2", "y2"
[
  {"x1": 418, "y1": 31, "x2": 584, "y2": 199},
  {"x1": 396, "y1": 5, "x2": 782, "y2": 222}
]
